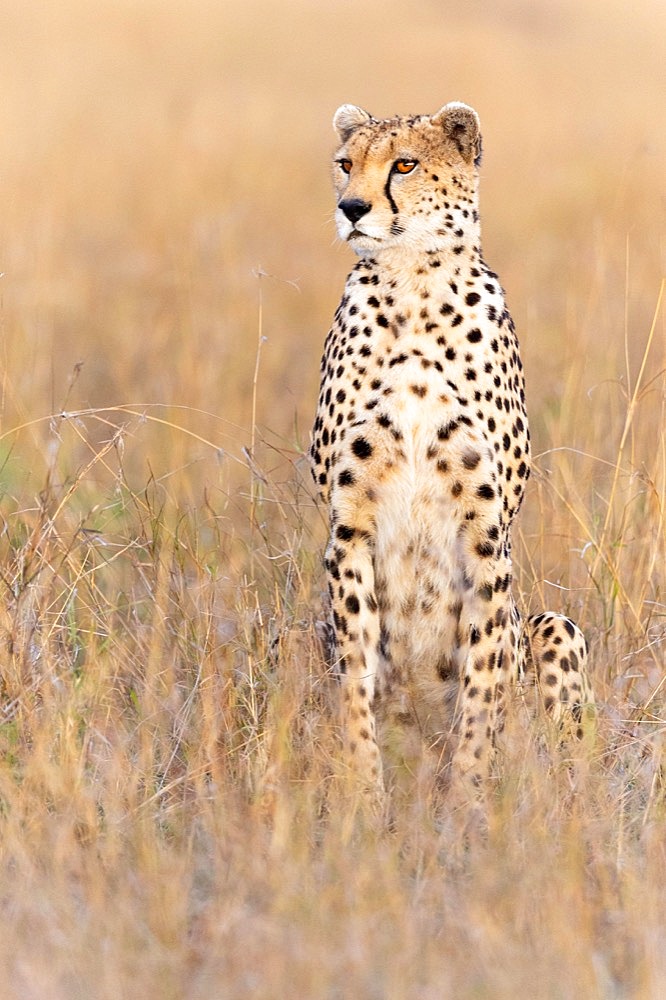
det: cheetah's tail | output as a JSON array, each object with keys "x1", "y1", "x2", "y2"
[{"x1": 522, "y1": 611, "x2": 596, "y2": 740}]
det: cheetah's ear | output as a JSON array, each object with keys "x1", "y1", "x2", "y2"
[
  {"x1": 432, "y1": 102, "x2": 482, "y2": 167},
  {"x1": 333, "y1": 104, "x2": 372, "y2": 142}
]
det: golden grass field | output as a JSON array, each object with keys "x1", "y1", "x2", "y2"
[{"x1": 0, "y1": 0, "x2": 665, "y2": 996}]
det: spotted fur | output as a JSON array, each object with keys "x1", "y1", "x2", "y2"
[{"x1": 310, "y1": 102, "x2": 594, "y2": 803}]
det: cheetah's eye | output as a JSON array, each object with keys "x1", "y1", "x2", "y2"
[
  {"x1": 394, "y1": 159, "x2": 418, "y2": 174},
  {"x1": 338, "y1": 159, "x2": 352, "y2": 174}
]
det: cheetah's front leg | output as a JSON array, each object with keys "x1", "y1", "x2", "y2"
[
  {"x1": 325, "y1": 527, "x2": 385, "y2": 803},
  {"x1": 452, "y1": 620, "x2": 514, "y2": 797},
  {"x1": 450, "y1": 545, "x2": 516, "y2": 800}
]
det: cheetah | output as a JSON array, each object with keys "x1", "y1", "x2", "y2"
[{"x1": 310, "y1": 102, "x2": 594, "y2": 805}]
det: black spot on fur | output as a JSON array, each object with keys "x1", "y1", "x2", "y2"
[
  {"x1": 477, "y1": 484, "x2": 495, "y2": 500},
  {"x1": 351, "y1": 437, "x2": 373, "y2": 459},
  {"x1": 336, "y1": 524, "x2": 355, "y2": 541}
]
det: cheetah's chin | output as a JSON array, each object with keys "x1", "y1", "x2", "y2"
[{"x1": 348, "y1": 229, "x2": 378, "y2": 242}]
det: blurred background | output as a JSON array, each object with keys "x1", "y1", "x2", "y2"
[{"x1": 1, "y1": 0, "x2": 663, "y2": 444}]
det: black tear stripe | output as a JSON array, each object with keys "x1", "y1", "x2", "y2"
[{"x1": 384, "y1": 171, "x2": 399, "y2": 214}]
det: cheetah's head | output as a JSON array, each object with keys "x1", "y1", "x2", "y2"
[{"x1": 331, "y1": 103, "x2": 482, "y2": 258}]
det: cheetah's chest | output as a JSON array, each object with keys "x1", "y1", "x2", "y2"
[{"x1": 320, "y1": 273, "x2": 530, "y2": 532}]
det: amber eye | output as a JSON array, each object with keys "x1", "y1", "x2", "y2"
[
  {"x1": 338, "y1": 159, "x2": 352, "y2": 174},
  {"x1": 394, "y1": 159, "x2": 417, "y2": 174}
]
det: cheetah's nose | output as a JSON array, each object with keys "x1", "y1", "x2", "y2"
[{"x1": 338, "y1": 198, "x2": 372, "y2": 225}]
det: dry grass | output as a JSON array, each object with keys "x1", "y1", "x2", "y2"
[{"x1": 0, "y1": 0, "x2": 665, "y2": 996}]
